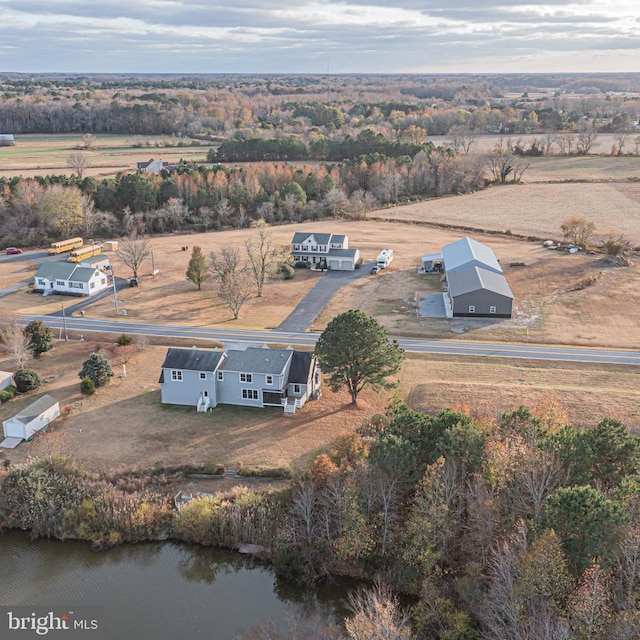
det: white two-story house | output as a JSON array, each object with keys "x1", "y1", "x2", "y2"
[{"x1": 291, "y1": 232, "x2": 360, "y2": 270}]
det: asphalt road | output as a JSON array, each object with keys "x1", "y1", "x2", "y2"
[{"x1": 18, "y1": 314, "x2": 640, "y2": 366}]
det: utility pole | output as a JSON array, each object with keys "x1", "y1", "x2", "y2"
[
  {"x1": 61, "y1": 303, "x2": 69, "y2": 341},
  {"x1": 112, "y1": 268, "x2": 120, "y2": 315}
]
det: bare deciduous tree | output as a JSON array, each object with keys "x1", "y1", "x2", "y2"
[
  {"x1": 209, "y1": 247, "x2": 254, "y2": 319},
  {"x1": 449, "y1": 125, "x2": 478, "y2": 154},
  {"x1": 0, "y1": 312, "x2": 31, "y2": 369},
  {"x1": 245, "y1": 222, "x2": 285, "y2": 297},
  {"x1": 66, "y1": 152, "x2": 91, "y2": 180},
  {"x1": 116, "y1": 234, "x2": 152, "y2": 278},
  {"x1": 561, "y1": 216, "x2": 596, "y2": 249},
  {"x1": 345, "y1": 581, "x2": 414, "y2": 640}
]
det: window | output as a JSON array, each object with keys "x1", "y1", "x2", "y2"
[
  {"x1": 468, "y1": 306, "x2": 476, "y2": 313},
  {"x1": 240, "y1": 373, "x2": 252, "y2": 383},
  {"x1": 266, "y1": 375, "x2": 273, "y2": 385},
  {"x1": 293, "y1": 384, "x2": 301, "y2": 394},
  {"x1": 90, "y1": 282, "x2": 95, "y2": 289},
  {"x1": 217, "y1": 371, "x2": 223, "y2": 381},
  {"x1": 199, "y1": 372, "x2": 207, "y2": 380},
  {"x1": 293, "y1": 244, "x2": 300, "y2": 251},
  {"x1": 56, "y1": 280, "x2": 65, "y2": 286},
  {"x1": 242, "y1": 389, "x2": 259, "y2": 400},
  {"x1": 38, "y1": 279, "x2": 46, "y2": 286},
  {"x1": 490, "y1": 306, "x2": 497, "y2": 314},
  {"x1": 171, "y1": 370, "x2": 183, "y2": 382}
]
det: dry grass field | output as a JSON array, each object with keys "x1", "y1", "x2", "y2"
[
  {"x1": 0, "y1": 134, "x2": 209, "y2": 179},
  {"x1": 370, "y1": 181, "x2": 640, "y2": 246},
  {"x1": 1, "y1": 340, "x2": 638, "y2": 475}
]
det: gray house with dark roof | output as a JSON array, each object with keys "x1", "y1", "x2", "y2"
[
  {"x1": 291, "y1": 232, "x2": 360, "y2": 270},
  {"x1": 440, "y1": 237, "x2": 513, "y2": 318},
  {"x1": 159, "y1": 346, "x2": 321, "y2": 413}
]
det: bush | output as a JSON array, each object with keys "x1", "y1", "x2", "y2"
[
  {"x1": 14, "y1": 369, "x2": 42, "y2": 392},
  {"x1": 78, "y1": 353, "x2": 114, "y2": 387},
  {"x1": 0, "y1": 390, "x2": 12, "y2": 403},
  {"x1": 116, "y1": 333, "x2": 133, "y2": 346},
  {"x1": 275, "y1": 263, "x2": 295, "y2": 280},
  {"x1": 80, "y1": 377, "x2": 96, "y2": 395}
]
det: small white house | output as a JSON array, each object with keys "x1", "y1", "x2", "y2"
[
  {"x1": 0, "y1": 371, "x2": 13, "y2": 392},
  {"x1": 34, "y1": 262, "x2": 110, "y2": 297},
  {"x1": 2, "y1": 394, "x2": 60, "y2": 443}
]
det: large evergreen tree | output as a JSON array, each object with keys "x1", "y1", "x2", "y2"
[
  {"x1": 314, "y1": 310, "x2": 404, "y2": 405},
  {"x1": 23, "y1": 319, "x2": 53, "y2": 357}
]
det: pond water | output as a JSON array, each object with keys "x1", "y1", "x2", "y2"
[{"x1": 0, "y1": 531, "x2": 357, "y2": 639}]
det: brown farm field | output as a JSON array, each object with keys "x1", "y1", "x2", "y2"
[{"x1": 0, "y1": 133, "x2": 209, "y2": 179}]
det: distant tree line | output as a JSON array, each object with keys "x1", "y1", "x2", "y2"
[{"x1": 0, "y1": 147, "x2": 485, "y2": 248}]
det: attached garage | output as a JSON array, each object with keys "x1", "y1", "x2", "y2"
[
  {"x1": 447, "y1": 266, "x2": 514, "y2": 318},
  {"x1": 2, "y1": 394, "x2": 60, "y2": 444},
  {"x1": 326, "y1": 248, "x2": 360, "y2": 271}
]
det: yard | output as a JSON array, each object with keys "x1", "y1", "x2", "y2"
[{"x1": 1, "y1": 340, "x2": 638, "y2": 475}]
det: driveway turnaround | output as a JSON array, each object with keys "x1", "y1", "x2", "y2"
[{"x1": 276, "y1": 261, "x2": 374, "y2": 332}]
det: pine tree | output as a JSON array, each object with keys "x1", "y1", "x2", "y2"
[{"x1": 186, "y1": 245, "x2": 209, "y2": 290}]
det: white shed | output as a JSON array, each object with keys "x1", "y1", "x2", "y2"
[
  {"x1": 2, "y1": 394, "x2": 60, "y2": 443},
  {"x1": 0, "y1": 371, "x2": 13, "y2": 391}
]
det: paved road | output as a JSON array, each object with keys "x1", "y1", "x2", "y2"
[
  {"x1": 18, "y1": 314, "x2": 640, "y2": 366},
  {"x1": 276, "y1": 261, "x2": 375, "y2": 332}
]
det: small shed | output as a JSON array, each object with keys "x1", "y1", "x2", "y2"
[
  {"x1": 0, "y1": 134, "x2": 15, "y2": 146},
  {"x1": 103, "y1": 240, "x2": 119, "y2": 252},
  {"x1": 79, "y1": 253, "x2": 111, "y2": 271},
  {"x1": 2, "y1": 394, "x2": 60, "y2": 443},
  {"x1": 0, "y1": 371, "x2": 13, "y2": 391}
]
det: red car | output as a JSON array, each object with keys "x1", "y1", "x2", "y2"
[{"x1": 5, "y1": 247, "x2": 23, "y2": 255}]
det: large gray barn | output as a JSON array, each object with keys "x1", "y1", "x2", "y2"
[
  {"x1": 442, "y1": 237, "x2": 513, "y2": 318},
  {"x1": 447, "y1": 266, "x2": 514, "y2": 317}
]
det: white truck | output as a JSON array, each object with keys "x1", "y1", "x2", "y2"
[{"x1": 376, "y1": 248, "x2": 394, "y2": 269}]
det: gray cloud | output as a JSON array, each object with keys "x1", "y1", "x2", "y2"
[{"x1": 0, "y1": 0, "x2": 638, "y2": 73}]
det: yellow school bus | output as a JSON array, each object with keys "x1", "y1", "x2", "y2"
[
  {"x1": 48, "y1": 237, "x2": 84, "y2": 255},
  {"x1": 67, "y1": 243, "x2": 102, "y2": 263}
]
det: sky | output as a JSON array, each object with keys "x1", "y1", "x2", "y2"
[{"x1": 1, "y1": 1, "x2": 639, "y2": 74}]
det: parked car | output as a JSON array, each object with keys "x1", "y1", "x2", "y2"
[
  {"x1": 370, "y1": 265, "x2": 380, "y2": 274},
  {"x1": 129, "y1": 277, "x2": 139, "y2": 287},
  {"x1": 5, "y1": 247, "x2": 23, "y2": 255}
]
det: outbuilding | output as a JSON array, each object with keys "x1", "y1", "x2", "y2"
[
  {"x1": 2, "y1": 394, "x2": 60, "y2": 445},
  {"x1": 441, "y1": 237, "x2": 503, "y2": 275},
  {"x1": 0, "y1": 371, "x2": 13, "y2": 392},
  {"x1": 447, "y1": 266, "x2": 514, "y2": 318}
]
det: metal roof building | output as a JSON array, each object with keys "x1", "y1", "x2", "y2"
[
  {"x1": 441, "y1": 238, "x2": 513, "y2": 318},
  {"x1": 442, "y1": 237, "x2": 503, "y2": 274}
]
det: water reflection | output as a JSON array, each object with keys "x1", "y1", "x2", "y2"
[{"x1": 0, "y1": 532, "x2": 356, "y2": 640}]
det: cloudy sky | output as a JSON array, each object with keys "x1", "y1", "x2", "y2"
[{"x1": 1, "y1": 1, "x2": 639, "y2": 74}]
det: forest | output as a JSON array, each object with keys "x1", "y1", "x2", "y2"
[{"x1": 2, "y1": 400, "x2": 639, "y2": 639}]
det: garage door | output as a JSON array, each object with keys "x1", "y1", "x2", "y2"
[
  {"x1": 328, "y1": 259, "x2": 340, "y2": 270},
  {"x1": 3, "y1": 420, "x2": 24, "y2": 439}
]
